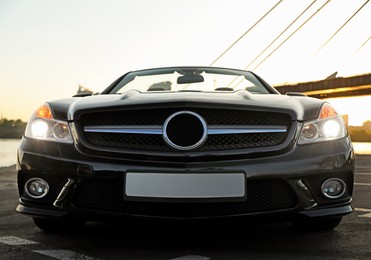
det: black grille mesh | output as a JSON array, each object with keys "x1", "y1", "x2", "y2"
[
  {"x1": 200, "y1": 133, "x2": 288, "y2": 151},
  {"x1": 72, "y1": 178, "x2": 298, "y2": 218},
  {"x1": 79, "y1": 108, "x2": 291, "y2": 152},
  {"x1": 80, "y1": 108, "x2": 290, "y2": 126},
  {"x1": 84, "y1": 133, "x2": 169, "y2": 151},
  {"x1": 84, "y1": 132, "x2": 288, "y2": 151}
]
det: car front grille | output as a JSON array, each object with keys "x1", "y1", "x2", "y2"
[
  {"x1": 72, "y1": 178, "x2": 298, "y2": 218},
  {"x1": 78, "y1": 107, "x2": 292, "y2": 153}
]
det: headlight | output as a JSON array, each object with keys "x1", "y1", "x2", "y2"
[
  {"x1": 25, "y1": 104, "x2": 73, "y2": 143},
  {"x1": 298, "y1": 103, "x2": 346, "y2": 144}
]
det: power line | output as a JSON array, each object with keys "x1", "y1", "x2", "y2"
[
  {"x1": 310, "y1": 0, "x2": 369, "y2": 59},
  {"x1": 209, "y1": 0, "x2": 284, "y2": 66},
  {"x1": 243, "y1": 0, "x2": 317, "y2": 71},
  {"x1": 226, "y1": 0, "x2": 331, "y2": 89},
  {"x1": 251, "y1": 0, "x2": 332, "y2": 72},
  {"x1": 354, "y1": 36, "x2": 371, "y2": 55}
]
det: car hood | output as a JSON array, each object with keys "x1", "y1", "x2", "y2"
[{"x1": 49, "y1": 90, "x2": 324, "y2": 122}]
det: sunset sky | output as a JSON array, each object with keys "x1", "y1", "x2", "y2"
[{"x1": 0, "y1": 0, "x2": 370, "y2": 125}]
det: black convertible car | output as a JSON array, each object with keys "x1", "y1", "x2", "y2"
[{"x1": 16, "y1": 67, "x2": 354, "y2": 231}]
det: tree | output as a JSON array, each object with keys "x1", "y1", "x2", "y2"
[{"x1": 0, "y1": 119, "x2": 27, "y2": 139}]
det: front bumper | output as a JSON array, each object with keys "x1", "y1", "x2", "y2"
[{"x1": 16, "y1": 136, "x2": 355, "y2": 221}]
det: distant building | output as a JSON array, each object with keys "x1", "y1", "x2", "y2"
[{"x1": 363, "y1": 120, "x2": 371, "y2": 130}]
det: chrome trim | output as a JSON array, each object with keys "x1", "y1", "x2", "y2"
[
  {"x1": 84, "y1": 125, "x2": 162, "y2": 135},
  {"x1": 53, "y1": 179, "x2": 76, "y2": 209},
  {"x1": 207, "y1": 125, "x2": 287, "y2": 135},
  {"x1": 295, "y1": 179, "x2": 317, "y2": 209},
  {"x1": 84, "y1": 125, "x2": 287, "y2": 135},
  {"x1": 163, "y1": 111, "x2": 208, "y2": 151}
]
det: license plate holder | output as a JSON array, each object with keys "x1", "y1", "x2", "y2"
[{"x1": 124, "y1": 172, "x2": 246, "y2": 202}]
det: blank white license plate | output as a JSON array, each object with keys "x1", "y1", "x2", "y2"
[{"x1": 125, "y1": 172, "x2": 246, "y2": 200}]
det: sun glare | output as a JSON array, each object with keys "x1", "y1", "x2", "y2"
[{"x1": 325, "y1": 96, "x2": 371, "y2": 126}]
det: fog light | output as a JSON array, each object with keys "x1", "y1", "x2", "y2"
[
  {"x1": 25, "y1": 178, "x2": 49, "y2": 199},
  {"x1": 321, "y1": 178, "x2": 346, "y2": 199}
]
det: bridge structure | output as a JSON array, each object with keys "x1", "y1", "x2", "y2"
[{"x1": 274, "y1": 73, "x2": 371, "y2": 99}]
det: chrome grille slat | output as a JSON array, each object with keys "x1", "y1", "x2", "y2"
[
  {"x1": 208, "y1": 125, "x2": 287, "y2": 134},
  {"x1": 84, "y1": 125, "x2": 163, "y2": 135},
  {"x1": 84, "y1": 125, "x2": 288, "y2": 135}
]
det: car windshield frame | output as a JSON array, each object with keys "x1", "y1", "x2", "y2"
[{"x1": 105, "y1": 67, "x2": 277, "y2": 95}]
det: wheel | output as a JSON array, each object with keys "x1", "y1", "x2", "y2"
[
  {"x1": 291, "y1": 216, "x2": 343, "y2": 231},
  {"x1": 33, "y1": 217, "x2": 84, "y2": 232}
]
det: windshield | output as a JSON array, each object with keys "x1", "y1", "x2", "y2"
[{"x1": 108, "y1": 67, "x2": 271, "y2": 94}]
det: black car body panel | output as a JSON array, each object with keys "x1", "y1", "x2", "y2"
[
  {"x1": 16, "y1": 67, "x2": 355, "y2": 228},
  {"x1": 50, "y1": 91, "x2": 323, "y2": 122}
]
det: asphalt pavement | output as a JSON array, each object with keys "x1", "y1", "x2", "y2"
[{"x1": 1, "y1": 155, "x2": 371, "y2": 260}]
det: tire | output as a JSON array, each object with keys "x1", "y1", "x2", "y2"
[
  {"x1": 33, "y1": 217, "x2": 84, "y2": 233},
  {"x1": 292, "y1": 216, "x2": 343, "y2": 231}
]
